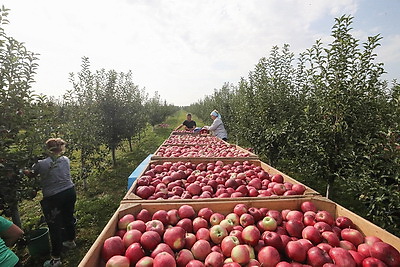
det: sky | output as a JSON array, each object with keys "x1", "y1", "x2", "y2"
[{"x1": 1, "y1": 0, "x2": 399, "y2": 106}]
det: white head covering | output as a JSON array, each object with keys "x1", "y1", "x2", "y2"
[{"x1": 210, "y1": 110, "x2": 221, "y2": 119}]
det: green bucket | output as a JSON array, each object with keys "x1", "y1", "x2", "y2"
[{"x1": 27, "y1": 227, "x2": 50, "y2": 257}]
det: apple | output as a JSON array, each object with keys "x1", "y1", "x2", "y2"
[
  {"x1": 306, "y1": 246, "x2": 333, "y2": 267},
  {"x1": 317, "y1": 243, "x2": 333, "y2": 253},
  {"x1": 102, "y1": 236, "x2": 125, "y2": 262},
  {"x1": 362, "y1": 257, "x2": 388, "y2": 267},
  {"x1": 364, "y1": 236, "x2": 383, "y2": 246},
  {"x1": 106, "y1": 255, "x2": 130, "y2": 267},
  {"x1": 191, "y1": 240, "x2": 211, "y2": 261},
  {"x1": 285, "y1": 219, "x2": 304, "y2": 238},
  {"x1": 210, "y1": 213, "x2": 225, "y2": 226},
  {"x1": 241, "y1": 226, "x2": 260, "y2": 247},
  {"x1": 186, "y1": 260, "x2": 206, "y2": 267},
  {"x1": 226, "y1": 213, "x2": 240, "y2": 226},
  {"x1": 167, "y1": 209, "x2": 180, "y2": 225},
  {"x1": 193, "y1": 217, "x2": 209, "y2": 233},
  {"x1": 257, "y1": 246, "x2": 281, "y2": 267},
  {"x1": 248, "y1": 208, "x2": 263, "y2": 222},
  {"x1": 229, "y1": 230, "x2": 244, "y2": 243},
  {"x1": 187, "y1": 183, "x2": 202, "y2": 196},
  {"x1": 291, "y1": 184, "x2": 306, "y2": 195},
  {"x1": 136, "y1": 186, "x2": 154, "y2": 199},
  {"x1": 135, "y1": 256, "x2": 154, "y2": 267},
  {"x1": 140, "y1": 231, "x2": 161, "y2": 251},
  {"x1": 184, "y1": 233, "x2": 197, "y2": 249},
  {"x1": 300, "y1": 201, "x2": 317, "y2": 213},
  {"x1": 196, "y1": 227, "x2": 211, "y2": 241},
  {"x1": 198, "y1": 208, "x2": 214, "y2": 221},
  {"x1": 153, "y1": 251, "x2": 176, "y2": 267},
  {"x1": 220, "y1": 219, "x2": 235, "y2": 232},
  {"x1": 303, "y1": 215, "x2": 316, "y2": 226},
  {"x1": 285, "y1": 240, "x2": 306, "y2": 263},
  {"x1": 271, "y1": 174, "x2": 284, "y2": 183},
  {"x1": 177, "y1": 218, "x2": 193, "y2": 233},
  {"x1": 262, "y1": 231, "x2": 284, "y2": 252},
  {"x1": 266, "y1": 210, "x2": 283, "y2": 225},
  {"x1": 370, "y1": 241, "x2": 400, "y2": 267},
  {"x1": 335, "y1": 216, "x2": 354, "y2": 229},
  {"x1": 221, "y1": 236, "x2": 240, "y2": 257},
  {"x1": 286, "y1": 210, "x2": 303, "y2": 222},
  {"x1": 329, "y1": 247, "x2": 356, "y2": 267},
  {"x1": 313, "y1": 221, "x2": 332, "y2": 233},
  {"x1": 301, "y1": 225, "x2": 322, "y2": 245},
  {"x1": 125, "y1": 242, "x2": 145, "y2": 265},
  {"x1": 151, "y1": 243, "x2": 174, "y2": 257},
  {"x1": 115, "y1": 229, "x2": 126, "y2": 239},
  {"x1": 163, "y1": 226, "x2": 186, "y2": 251},
  {"x1": 118, "y1": 214, "x2": 135, "y2": 230},
  {"x1": 212, "y1": 245, "x2": 223, "y2": 253},
  {"x1": 231, "y1": 245, "x2": 251, "y2": 265},
  {"x1": 152, "y1": 210, "x2": 169, "y2": 225},
  {"x1": 210, "y1": 225, "x2": 229, "y2": 244},
  {"x1": 122, "y1": 229, "x2": 142, "y2": 248},
  {"x1": 127, "y1": 220, "x2": 146, "y2": 232},
  {"x1": 145, "y1": 220, "x2": 164, "y2": 236},
  {"x1": 258, "y1": 216, "x2": 277, "y2": 231},
  {"x1": 272, "y1": 184, "x2": 287, "y2": 195},
  {"x1": 136, "y1": 209, "x2": 152, "y2": 223},
  {"x1": 176, "y1": 249, "x2": 194, "y2": 267},
  {"x1": 358, "y1": 243, "x2": 372, "y2": 258},
  {"x1": 321, "y1": 231, "x2": 340, "y2": 247},
  {"x1": 205, "y1": 252, "x2": 224, "y2": 267},
  {"x1": 348, "y1": 250, "x2": 366, "y2": 266},
  {"x1": 179, "y1": 205, "x2": 196, "y2": 219},
  {"x1": 223, "y1": 263, "x2": 241, "y2": 267},
  {"x1": 315, "y1": 210, "x2": 334, "y2": 226},
  {"x1": 341, "y1": 228, "x2": 364, "y2": 247},
  {"x1": 240, "y1": 213, "x2": 255, "y2": 228}
]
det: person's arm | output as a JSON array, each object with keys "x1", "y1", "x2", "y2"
[
  {"x1": 174, "y1": 124, "x2": 184, "y2": 131},
  {"x1": 0, "y1": 221, "x2": 24, "y2": 247},
  {"x1": 208, "y1": 118, "x2": 221, "y2": 131}
]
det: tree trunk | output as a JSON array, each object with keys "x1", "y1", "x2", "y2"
[
  {"x1": 128, "y1": 137, "x2": 133, "y2": 152},
  {"x1": 112, "y1": 147, "x2": 116, "y2": 166}
]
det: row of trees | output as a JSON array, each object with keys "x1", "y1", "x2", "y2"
[
  {"x1": 0, "y1": 7, "x2": 177, "y2": 226},
  {"x1": 190, "y1": 16, "x2": 399, "y2": 235}
]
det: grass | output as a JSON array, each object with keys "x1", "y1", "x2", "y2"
[{"x1": 16, "y1": 110, "x2": 189, "y2": 266}]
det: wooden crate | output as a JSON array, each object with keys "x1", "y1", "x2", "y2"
[
  {"x1": 123, "y1": 158, "x2": 319, "y2": 200},
  {"x1": 78, "y1": 196, "x2": 400, "y2": 267}
]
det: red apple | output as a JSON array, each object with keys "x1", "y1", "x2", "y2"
[
  {"x1": 241, "y1": 226, "x2": 260, "y2": 247},
  {"x1": 220, "y1": 219, "x2": 235, "y2": 232},
  {"x1": 198, "y1": 208, "x2": 214, "y2": 221},
  {"x1": 177, "y1": 218, "x2": 193, "y2": 233},
  {"x1": 321, "y1": 231, "x2": 340, "y2": 247},
  {"x1": 315, "y1": 211, "x2": 334, "y2": 226},
  {"x1": 153, "y1": 251, "x2": 176, "y2": 267},
  {"x1": 303, "y1": 215, "x2": 317, "y2": 226},
  {"x1": 362, "y1": 257, "x2": 388, "y2": 267},
  {"x1": 271, "y1": 174, "x2": 284, "y2": 183},
  {"x1": 258, "y1": 246, "x2": 280, "y2": 267},
  {"x1": 137, "y1": 209, "x2": 152, "y2": 222},
  {"x1": 191, "y1": 240, "x2": 211, "y2": 261},
  {"x1": 123, "y1": 229, "x2": 142, "y2": 248},
  {"x1": 226, "y1": 213, "x2": 240, "y2": 226},
  {"x1": 118, "y1": 214, "x2": 135, "y2": 230},
  {"x1": 302, "y1": 225, "x2": 322, "y2": 245},
  {"x1": 127, "y1": 220, "x2": 146, "y2": 232},
  {"x1": 135, "y1": 256, "x2": 154, "y2": 267},
  {"x1": 193, "y1": 217, "x2": 209, "y2": 233},
  {"x1": 102, "y1": 236, "x2": 125, "y2": 262},
  {"x1": 285, "y1": 219, "x2": 304, "y2": 238},
  {"x1": 285, "y1": 240, "x2": 307, "y2": 263},
  {"x1": 140, "y1": 231, "x2": 161, "y2": 251},
  {"x1": 145, "y1": 220, "x2": 164, "y2": 236},
  {"x1": 341, "y1": 228, "x2": 364, "y2": 247},
  {"x1": 210, "y1": 225, "x2": 228, "y2": 244},
  {"x1": 248, "y1": 208, "x2": 263, "y2": 222},
  {"x1": 306, "y1": 246, "x2": 333, "y2": 267},
  {"x1": 163, "y1": 226, "x2": 186, "y2": 251},
  {"x1": 240, "y1": 213, "x2": 255, "y2": 228},
  {"x1": 348, "y1": 250, "x2": 366, "y2": 266},
  {"x1": 151, "y1": 243, "x2": 174, "y2": 258},
  {"x1": 184, "y1": 233, "x2": 197, "y2": 249},
  {"x1": 125, "y1": 242, "x2": 145, "y2": 265},
  {"x1": 179, "y1": 205, "x2": 196, "y2": 219},
  {"x1": 205, "y1": 252, "x2": 224, "y2": 267},
  {"x1": 106, "y1": 255, "x2": 130, "y2": 267},
  {"x1": 370, "y1": 242, "x2": 400, "y2": 267},
  {"x1": 196, "y1": 227, "x2": 210, "y2": 241},
  {"x1": 259, "y1": 216, "x2": 277, "y2": 231},
  {"x1": 291, "y1": 184, "x2": 306, "y2": 195},
  {"x1": 262, "y1": 231, "x2": 284, "y2": 252},
  {"x1": 286, "y1": 210, "x2": 303, "y2": 222},
  {"x1": 364, "y1": 236, "x2": 383, "y2": 246},
  {"x1": 167, "y1": 209, "x2": 180, "y2": 225},
  {"x1": 266, "y1": 210, "x2": 283, "y2": 225},
  {"x1": 210, "y1": 213, "x2": 225, "y2": 226},
  {"x1": 317, "y1": 243, "x2": 333, "y2": 253},
  {"x1": 329, "y1": 247, "x2": 356, "y2": 267},
  {"x1": 231, "y1": 245, "x2": 251, "y2": 265},
  {"x1": 335, "y1": 216, "x2": 354, "y2": 229},
  {"x1": 115, "y1": 229, "x2": 126, "y2": 239},
  {"x1": 186, "y1": 260, "x2": 206, "y2": 267},
  {"x1": 272, "y1": 184, "x2": 287, "y2": 195},
  {"x1": 153, "y1": 210, "x2": 169, "y2": 225},
  {"x1": 221, "y1": 236, "x2": 240, "y2": 257},
  {"x1": 176, "y1": 249, "x2": 194, "y2": 267},
  {"x1": 313, "y1": 221, "x2": 332, "y2": 233},
  {"x1": 358, "y1": 243, "x2": 372, "y2": 258},
  {"x1": 300, "y1": 201, "x2": 317, "y2": 213}
]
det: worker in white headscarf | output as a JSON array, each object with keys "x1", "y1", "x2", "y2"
[{"x1": 203, "y1": 110, "x2": 228, "y2": 141}]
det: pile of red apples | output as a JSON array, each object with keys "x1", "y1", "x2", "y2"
[
  {"x1": 134, "y1": 161, "x2": 307, "y2": 200},
  {"x1": 155, "y1": 145, "x2": 252, "y2": 158},
  {"x1": 102, "y1": 202, "x2": 399, "y2": 266},
  {"x1": 164, "y1": 135, "x2": 226, "y2": 146}
]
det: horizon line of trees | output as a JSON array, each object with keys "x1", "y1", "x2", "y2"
[{"x1": 190, "y1": 15, "x2": 400, "y2": 236}]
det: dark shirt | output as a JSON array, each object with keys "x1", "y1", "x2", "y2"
[{"x1": 183, "y1": 120, "x2": 196, "y2": 129}]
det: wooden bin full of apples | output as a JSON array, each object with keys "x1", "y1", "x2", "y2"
[{"x1": 79, "y1": 196, "x2": 400, "y2": 267}]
